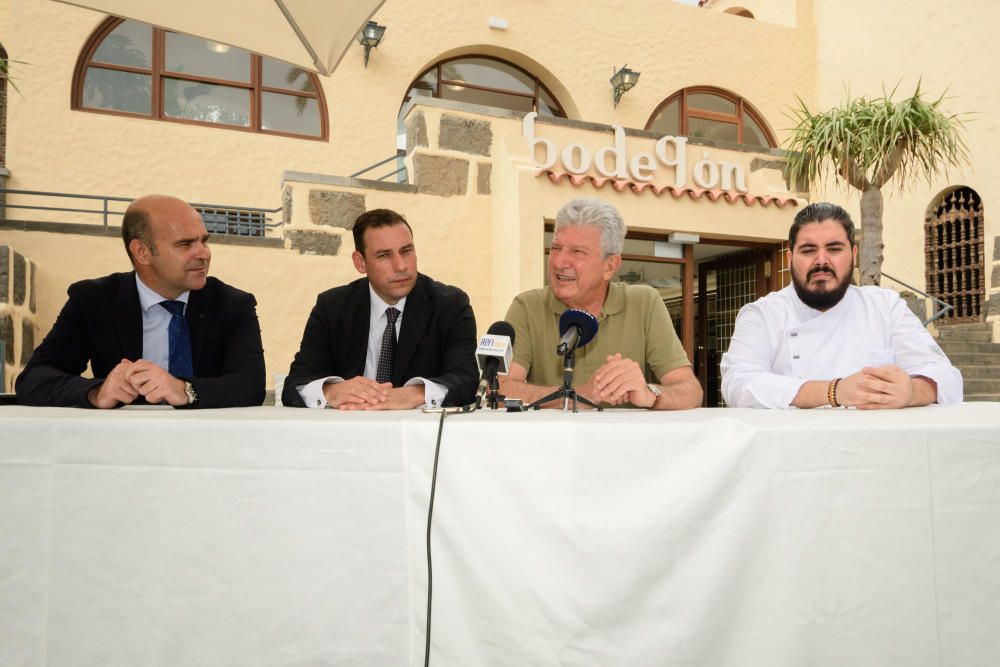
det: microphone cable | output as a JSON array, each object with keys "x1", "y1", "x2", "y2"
[
  {"x1": 423, "y1": 409, "x2": 446, "y2": 667},
  {"x1": 419, "y1": 402, "x2": 477, "y2": 665}
]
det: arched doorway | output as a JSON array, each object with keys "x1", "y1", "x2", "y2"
[{"x1": 925, "y1": 187, "x2": 985, "y2": 323}]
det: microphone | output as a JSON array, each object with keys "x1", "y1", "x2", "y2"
[
  {"x1": 556, "y1": 309, "x2": 598, "y2": 356},
  {"x1": 475, "y1": 321, "x2": 515, "y2": 407}
]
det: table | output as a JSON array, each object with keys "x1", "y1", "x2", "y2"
[
  {"x1": 2, "y1": 404, "x2": 1000, "y2": 666},
  {"x1": 0, "y1": 406, "x2": 412, "y2": 666}
]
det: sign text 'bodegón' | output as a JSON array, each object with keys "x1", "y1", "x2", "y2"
[{"x1": 523, "y1": 112, "x2": 748, "y2": 192}]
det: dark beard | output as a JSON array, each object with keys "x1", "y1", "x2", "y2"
[{"x1": 791, "y1": 264, "x2": 852, "y2": 311}]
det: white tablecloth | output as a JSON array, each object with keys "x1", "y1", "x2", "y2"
[
  {"x1": 0, "y1": 406, "x2": 414, "y2": 666},
  {"x1": 401, "y1": 405, "x2": 1000, "y2": 667},
  {"x1": 2, "y1": 404, "x2": 999, "y2": 666}
]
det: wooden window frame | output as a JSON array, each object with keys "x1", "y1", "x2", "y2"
[
  {"x1": 72, "y1": 17, "x2": 329, "y2": 141},
  {"x1": 402, "y1": 55, "x2": 566, "y2": 118},
  {"x1": 645, "y1": 86, "x2": 776, "y2": 148}
]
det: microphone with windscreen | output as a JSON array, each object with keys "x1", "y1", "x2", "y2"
[
  {"x1": 475, "y1": 321, "x2": 515, "y2": 408},
  {"x1": 557, "y1": 309, "x2": 599, "y2": 356}
]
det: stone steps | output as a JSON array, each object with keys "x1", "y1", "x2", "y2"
[
  {"x1": 963, "y1": 378, "x2": 1000, "y2": 393},
  {"x1": 948, "y1": 353, "x2": 1000, "y2": 366},
  {"x1": 956, "y1": 365, "x2": 1000, "y2": 379},
  {"x1": 934, "y1": 323, "x2": 999, "y2": 402},
  {"x1": 938, "y1": 341, "x2": 1000, "y2": 355},
  {"x1": 939, "y1": 321, "x2": 991, "y2": 331},
  {"x1": 937, "y1": 329, "x2": 993, "y2": 342},
  {"x1": 965, "y1": 393, "x2": 1000, "y2": 402}
]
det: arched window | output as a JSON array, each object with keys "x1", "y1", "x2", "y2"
[
  {"x1": 403, "y1": 56, "x2": 566, "y2": 117},
  {"x1": 646, "y1": 87, "x2": 775, "y2": 148},
  {"x1": 73, "y1": 18, "x2": 327, "y2": 140},
  {"x1": 925, "y1": 186, "x2": 985, "y2": 323}
]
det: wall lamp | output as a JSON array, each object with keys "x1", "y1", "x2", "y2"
[
  {"x1": 610, "y1": 65, "x2": 640, "y2": 107},
  {"x1": 357, "y1": 21, "x2": 387, "y2": 67}
]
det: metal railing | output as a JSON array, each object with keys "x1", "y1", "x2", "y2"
[
  {"x1": 881, "y1": 271, "x2": 953, "y2": 326},
  {"x1": 1, "y1": 189, "x2": 282, "y2": 237},
  {"x1": 351, "y1": 150, "x2": 408, "y2": 183}
]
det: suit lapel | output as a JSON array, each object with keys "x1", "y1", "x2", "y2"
[
  {"x1": 346, "y1": 281, "x2": 371, "y2": 378},
  {"x1": 113, "y1": 273, "x2": 143, "y2": 361},
  {"x1": 186, "y1": 284, "x2": 212, "y2": 370},
  {"x1": 394, "y1": 275, "x2": 431, "y2": 386}
]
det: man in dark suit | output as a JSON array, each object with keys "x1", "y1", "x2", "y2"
[
  {"x1": 282, "y1": 209, "x2": 477, "y2": 409},
  {"x1": 16, "y1": 195, "x2": 265, "y2": 408}
]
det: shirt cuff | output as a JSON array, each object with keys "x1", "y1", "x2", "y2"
[
  {"x1": 910, "y1": 366, "x2": 963, "y2": 405},
  {"x1": 297, "y1": 377, "x2": 344, "y2": 409},
  {"x1": 404, "y1": 377, "x2": 447, "y2": 408},
  {"x1": 746, "y1": 374, "x2": 808, "y2": 409}
]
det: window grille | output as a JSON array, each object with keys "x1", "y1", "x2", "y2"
[{"x1": 925, "y1": 187, "x2": 984, "y2": 323}]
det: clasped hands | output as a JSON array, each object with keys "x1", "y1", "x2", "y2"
[
  {"x1": 322, "y1": 377, "x2": 424, "y2": 410},
  {"x1": 577, "y1": 353, "x2": 658, "y2": 408},
  {"x1": 88, "y1": 359, "x2": 188, "y2": 408},
  {"x1": 835, "y1": 365, "x2": 921, "y2": 409}
]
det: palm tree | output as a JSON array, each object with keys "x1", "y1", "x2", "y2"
[{"x1": 784, "y1": 84, "x2": 969, "y2": 285}]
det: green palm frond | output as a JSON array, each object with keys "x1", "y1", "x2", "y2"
[
  {"x1": 0, "y1": 56, "x2": 30, "y2": 94},
  {"x1": 784, "y1": 83, "x2": 969, "y2": 193}
]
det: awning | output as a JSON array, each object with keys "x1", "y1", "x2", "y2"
[{"x1": 53, "y1": 0, "x2": 387, "y2": 75}]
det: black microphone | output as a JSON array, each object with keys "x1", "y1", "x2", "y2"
[
  {"x1": 556, "y1": 309, "x2": 599, "y2": 356},
  {"x1": 475, "y1": 321, "x2": 516, "y2": 407}
]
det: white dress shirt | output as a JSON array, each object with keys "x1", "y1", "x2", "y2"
[
  {"x1": 720, "y1": 284, "x2": 964, "y2": 408},
  {"x1": 135, "y1": 274, "x2": 190, "y2": 372},
  {"x1": 297, "y1": 285, "x2": 446, "y2": 409}
]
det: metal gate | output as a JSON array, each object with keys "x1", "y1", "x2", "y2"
[
  {"x1": 697, "y1": 249, "x2": 770, "y2": 407},
  {"x1": 925, "y1": 187, "x2": 985, "y2": 323}
]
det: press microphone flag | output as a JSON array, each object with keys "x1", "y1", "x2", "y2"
[
  {"x1": 476, "y1": 321, "x2": 515, "y2": 406},
  {"x1": 476, "y1": 322, "x2": 515, "y2": 375},
  {"x1": 557, "y1": 309, "x2": 599, "y2": 356}
]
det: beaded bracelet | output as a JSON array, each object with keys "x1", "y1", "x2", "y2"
[{"x1": 828, "y1": 378, "x2": 842, "y2": 408}]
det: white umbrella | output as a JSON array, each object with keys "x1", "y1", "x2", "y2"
[{"x1": 53, "y1": 0, "x2": 387, "y2": 75}]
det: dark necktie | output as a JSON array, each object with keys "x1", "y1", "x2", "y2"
[
  {"x1": 376, "y1": 307, "x2": 400, "y2": 384},
  {"x1": 160, "y1": 300, "x2": 194, "y2": 379}
]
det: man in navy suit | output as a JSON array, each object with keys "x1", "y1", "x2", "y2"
[
  {"x1": 282, "y1": 208, "x2": 477, "y2": 409},
  {"x1": 16, "y1": 195, "x2": 265, "y2": 408}
]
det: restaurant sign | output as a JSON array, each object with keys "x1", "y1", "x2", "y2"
[{"x1": 523, "y1": 112, "x2": 748, "y2": 192}]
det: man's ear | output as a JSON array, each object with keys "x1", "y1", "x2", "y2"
[
  {"x1": 130, "y1": 239, "x2": 151, "y2": 266},
  {"x1": 603, "y1": 253, "x2": 622, "y2": 280},
  {"x1": 352, "y1": 250, "x2": 367, "y2": 275}
]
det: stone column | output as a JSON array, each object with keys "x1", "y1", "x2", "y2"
[{"x1": 0, "y1": 245, "x2": 38, "y2": 393}]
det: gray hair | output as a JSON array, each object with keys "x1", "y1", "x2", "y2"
[{"x1": 553, "y1": 198, "x2": 626, "y2": 257}]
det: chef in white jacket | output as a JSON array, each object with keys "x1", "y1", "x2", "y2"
[{"x1": 721, "y1": 202, "x2": 963, "y2": 409}]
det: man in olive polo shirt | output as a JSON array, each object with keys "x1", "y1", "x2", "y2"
[{"x1": 500, "y1": 198, "x2": 702, "y2": 410}]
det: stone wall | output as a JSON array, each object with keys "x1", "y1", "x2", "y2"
[
  {"x1": 282, "y1": 179, "x2": 387, "y2": 256},
  {"x1": 989, "y1": 235, "x2": 1000, "y2": 340},
  {"x1": 0, "y1": 245, "x2": 38, "y2": 392},
  {"x1": 408, "y1": 109, "x2": 494, "y2": 198}
]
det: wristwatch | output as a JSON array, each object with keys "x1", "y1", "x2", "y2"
[
  {"x1": 184, "y1": 381, "x2": 199, "y2": 405},
  {"x1": 646, "y1": 383, "x2": 661, "y2": 405}
]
